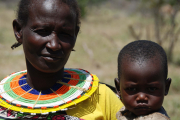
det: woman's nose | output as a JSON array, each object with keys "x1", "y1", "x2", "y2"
[
  {"x1": 136, "y1": 92, "x2": 148, "y2": 104},
  {"x1": 46, "y1": 33, "x2": 61, "y2": 51}
]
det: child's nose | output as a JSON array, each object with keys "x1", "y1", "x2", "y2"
[
  {"x1": 136, "y1": 92, "x2": 148, "y2": 104},
  {"x1": 46, "y1": 33, "x2": 61, "y2": 51}
]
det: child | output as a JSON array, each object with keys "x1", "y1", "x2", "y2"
[{"x1": 115, "y1": 40, "x2": 171, "y2": 120}]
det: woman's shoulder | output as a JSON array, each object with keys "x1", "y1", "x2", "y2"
[{"x1": 99, "y1": 82, "x2": 117, "y2": 93}]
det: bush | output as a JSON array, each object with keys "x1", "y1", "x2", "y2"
[{"x1": 77, "y1": 0, "x2": 107, "y2": 17}]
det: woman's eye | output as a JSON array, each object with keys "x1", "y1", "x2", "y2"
[
  {"x1": 58, "y1": 33, "x2": 73, "y2": 38},
  {"x1": 35, "y1": 29, "x2": 51, "y2": 37},
  {"x1": 148, "y1": 87, "x2": 157, "y2": 91}
]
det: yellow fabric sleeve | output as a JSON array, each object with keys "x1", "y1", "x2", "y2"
[{"x1": 67, "y1": 84, "x2": 124, "y2": 120}]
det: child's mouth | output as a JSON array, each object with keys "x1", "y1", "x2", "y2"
[
  {"x1": 135, "y1": 106, "x2": 150, "y2": 110},
  {"x1": 134, "y1": 106, "x2": 151, "y2": 116}
]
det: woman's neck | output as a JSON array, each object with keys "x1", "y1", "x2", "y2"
[{"x1": 26, "y1": 60, "x2": 64, "y2": 91}]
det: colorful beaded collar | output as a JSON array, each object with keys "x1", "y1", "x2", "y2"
[{"x1": 0, "y1": 68, "x2": 99, "y2": 115}]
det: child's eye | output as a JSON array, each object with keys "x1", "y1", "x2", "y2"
[
  {"x1": 148, "y1": 87, "x2": 158, "y2": 91},
  {"x1": 126, "y1": 87, "x2": 136, "y2": 91}
]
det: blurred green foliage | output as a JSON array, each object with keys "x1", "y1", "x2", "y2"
[
  {"x1": 140, "y1": 0, "x2": 179, "y2": 8},
  {"x1": 77, "y1": 0, "x2": 107, "y2": 17},
  {"x1": 77, "y1": 0, "x2": 88, "y2": 18}
]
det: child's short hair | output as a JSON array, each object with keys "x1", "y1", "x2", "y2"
[{"x1": 118, "y1": 40, "x2": 167, "y2": 79}]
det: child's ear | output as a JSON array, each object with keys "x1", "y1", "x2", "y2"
[
  {"x1": 114, "y1": 78, "x2": 121, "y2": 98},
  {"x1": 165, "y1": 78, "x2": 171, "y2": 96},
  {"x1": 13, "y1": 19, "x2": 23, "y2": 43}
]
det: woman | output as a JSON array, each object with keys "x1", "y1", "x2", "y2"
[{"x1": 0, "y1": 0, "x2": 123, "y2": 119}]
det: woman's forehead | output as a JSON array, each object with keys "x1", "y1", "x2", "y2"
[
  {"x1": 27, "y1": 0, "x2": 75, "y2": 25},
  {"x1": 29, "y1": 0, "x2": 66, "y2": 13}
]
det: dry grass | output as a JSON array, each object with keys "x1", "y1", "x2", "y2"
[{"x1": 0, "y1": 2, "x2": 180, "y2": 120}]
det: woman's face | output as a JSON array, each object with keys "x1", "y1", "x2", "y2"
[{"x1": 17, "y1": 0, "x2": 79, "y2": 73}]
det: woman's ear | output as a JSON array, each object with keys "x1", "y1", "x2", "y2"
[
  {"x1": 165, "y1": 78, "x2": 171, "y2": 96},
  {"x1": 13, "y1": 19, "x2": 23, "y2": 43},
  {"x1": 114, "y1": 78, "x2": 121, "y2": 98}
]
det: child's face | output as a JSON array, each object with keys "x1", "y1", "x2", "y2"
[
  {"x1": 116, "y1": 58, "x2": 171, "y2": 116},
  {"x1": 13, "y1": 0, "x2": 79, "y2": 73}
]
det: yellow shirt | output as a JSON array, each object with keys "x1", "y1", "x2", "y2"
[{"x1": 67, "y1": 84, "x2": 124, "y2": 120}]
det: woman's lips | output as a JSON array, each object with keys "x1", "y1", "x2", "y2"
[{"x1": 41, "y1": 54, "x2": 63, "y2": 62}]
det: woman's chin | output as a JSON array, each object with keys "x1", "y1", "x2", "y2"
[{"x1": 32, "y1": 63, "x2": 64, "y2": 73}]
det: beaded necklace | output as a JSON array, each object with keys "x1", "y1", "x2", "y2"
[{"x1": 0, "y1": 68, "x2": 99, "y2": 115}]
